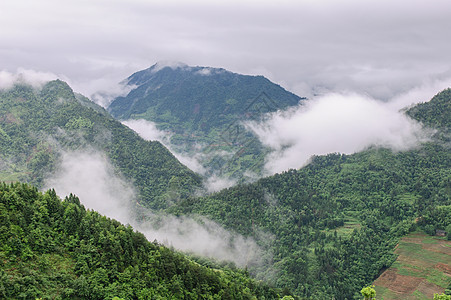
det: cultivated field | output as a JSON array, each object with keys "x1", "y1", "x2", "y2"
[{"x1": 374, "y1": 231, "x2": 451, "y2": 299}]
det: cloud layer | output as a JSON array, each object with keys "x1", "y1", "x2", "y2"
[
  {"x1": 1, "y1": 0, "x2": 451, "y2": 100},
  {"x1": 246, "y1": 92, "x2": 431, "y2": 174},
  {"x1": 44, "y1": 150, "x2": 262, "y2": 267},
  {"x1": 122, "y1": 119, "x2": 207, "y2": 175},
  {"x1": 0, "y1": 69, "x2": 58, "y2": 90},
  {"x1": 43, "y1": 151, "x2": 135, "y2": 224}
]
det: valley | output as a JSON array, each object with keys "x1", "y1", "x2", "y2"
[{"x1": 0, "y1": 71, "x2": 449, "y2": 299}]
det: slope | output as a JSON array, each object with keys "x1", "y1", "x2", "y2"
[
  {"x1": 108, "y1": 63, "x2": 304, "y2": 179},
  {"x1": 0, "y1": 182, "x2": 284, "y2": 299},
  {"x1": 0, "y1": 80, "x2": 202, "y2": 209},
  {"x1": 407, "y1": 88, "x2": 451, "y2": 131},
  {"x1": 169, "y1": 89, "x2": 451, "y2": 299}
]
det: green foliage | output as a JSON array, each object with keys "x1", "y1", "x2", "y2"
[
  {"x1": 407, "y1": 88, "x2": 451, "y2": 131},
  {"x1": 418, "y1": 205, "x2": 451, "y2": 234},
  {"x1": 0, "y1": 81, "x2": 202, "y2": 209},
  {"x1": 434, "y1": 293, "x2": 451, "y2": 300},
  {"x1": 361, "y1": 286, "x2": 376, "y2": 299},
  {"x1": 0, "y1": 182, "x2": 283, "y2": 299}
]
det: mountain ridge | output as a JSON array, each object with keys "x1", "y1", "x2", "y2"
[{"x1": 108, "y1": 63, "x2": 305, "y2": 180}]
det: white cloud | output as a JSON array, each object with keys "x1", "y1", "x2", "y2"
[
  {"x1": 122, "y1": 119, "x2": 241, "y2": 192},
  {"x1": 1, "y1": 0, "x2": 451, "y2": 100},
  {"x1": 150, "y1": 61, "x2": 189, "y2": 73},
  {"x1": 389, "y1": 76, "x2": 451, "y2": 110},
  {"x1": 246, "y1": 92, "x2": 431, "y2": 174},
  {"x1": 121, "y1": 119, "x2": 249, "y2": 193},
  {"x1": 122, "y1": 119, "x2": 207, "y2": 174},
  {"x1": 122, "y1": 119, "x2": 168, "y2": 141},
  {"x1": 138, "y1": 213, "x2": 267, "y2": 267},
  {"x1": 43, "y1": 149, "x2": 266, "y2": 267},
  {"x1": 195, "y1": 68, "x2": 213, "y2": 76},
  {"x1": 0, "y1": 69, "x2": 58, "y2": 90},
  {"x1": 43, "y1": 151, "x2": 135, "y2": 224},
  {"x1": 204, "y1": 174, "x2": 237, "y2": 193}
]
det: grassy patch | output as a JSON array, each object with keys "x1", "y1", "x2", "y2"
[
  {"x1": 333, "y1": 215, "x2": 361, "y2": 237},
  {"x1": 398, "y1": 193, "x2": 421, "y2": 205},
  {"x1": 0, "y1": 171, "x2": 26, "y2": 182},
  {"x1": 426, "y1": 269, "x2": 451, "y2": 288},
  {"x1": 422, "y1": 238, "x2": 439, "y2": 244},
  {"x1": 411, "y1": 289, "x2": 428, "y2": 300},
  {"x1": 375, "y1": 285, "x2": 403, "y2": 300},
  {"x1": 397, "y1": 265, "x2": 427, "y2": 277}
]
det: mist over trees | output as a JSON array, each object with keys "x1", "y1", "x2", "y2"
[
  {"x1": 0, "y1": 182, "x2": 284, "y2": 299},
  {"x1": 0, "y1": 76, "x2": 450, "y2": 299}
]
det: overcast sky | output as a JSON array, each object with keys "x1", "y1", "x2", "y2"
[{"x1": 1, "y1": 0, "x2": 451, "y2": 100}]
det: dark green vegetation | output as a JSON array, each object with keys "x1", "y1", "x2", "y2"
[
  {"x1": 169, "y1": 89, "x2": 451, "y2": 299},
  {"x1": 0, "y1": 182, "x2": 284, "y2": 299},
  {"x1": 108, "y1": 63, "x2": 304, "y2": 179},
  {"x1": 0, "y1": 81, "x2": 201, "y2": 209},
  {"x1": 407, "y1": 88, "x2": 451, "y2": 133},
  {"x1": 1, "y1": 78, "x2": 450, "y2": 299}
]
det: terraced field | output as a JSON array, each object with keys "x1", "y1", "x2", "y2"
[{"x1": 374, "y1": 232, "x2": 451, "y2": 299}]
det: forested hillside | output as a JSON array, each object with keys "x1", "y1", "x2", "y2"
[
  {"x1": 0, "y1": 182, "x2": 284, "y2": 299},
  {"x1": 0, "y1": 81, "x2": 202, "y2": 209},
  {"x1": 108, "y1": 63, "x2": 304, "y2": 179},
  {"x1": 407, "y1": 88, "x2": 451, "y2": 129},
  {"x1": 169, "y1": 89, "x2": 451, "y2": 299},
  {"x1": 1, "y1": 79, "x2": 449, "y2": 299},
  {"x1": 109, "y1": 63, "x2": 301, "y2": 133}
]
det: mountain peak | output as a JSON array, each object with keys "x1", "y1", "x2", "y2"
[
  {"x1": 126, "y1": 62, "x2": 235, "y2": 86},
  {"x1": 112, "y1": 63, "x2": 302, "y2": 123},
  {"x1": 149, "y1": 61, "x2": 189, "y2": 73}
]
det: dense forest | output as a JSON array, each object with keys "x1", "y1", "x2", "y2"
[
  {"x1": 0, "y1": 81, "x2": 202, "y2": 209},
  {"x1": 0, "y1": 80, "x2": 450, "y2": 299},
  {"x1": 169, "y1": 89, "x2": 451, "y2": 299},
  {"x1": 0, "y1": 182, "x2": 287, "y2": 299}
]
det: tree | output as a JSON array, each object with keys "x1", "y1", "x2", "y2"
[
  {"x1": 361, "y1": 286, "x2": 376, "y2": 300},
  {"x1": 434, "y1": 293, "x2": 451, "y2": 300}
]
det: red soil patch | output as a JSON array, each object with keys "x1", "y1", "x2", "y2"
[
  {"x1": 374, "y1": 269, "x2": 423, "y2": 294},
  {"x1": 435, "y1": 263, "x2": 451, "y2": 276},
  {"x1": 401, "y1": 237, "x2": 423, "y2": 244},
  {"x1": 416, "y1": 281, "x2": 446, "y2": 298},
  {"x1": 422, "y1": 242, "x2": 451, "y2": 256}
]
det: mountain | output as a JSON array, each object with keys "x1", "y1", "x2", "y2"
[
  {"x1": 2, "y1": 76, "x2": 449, "y2": 299},
  {"x1": 168, "y1": 89, "x2": 451, "y2": 299},
  {"x1": 0, "y1": 80, "x2": 202, "y2": 209},
  {"x1": 407, "y1": 88, "x2": 451, "y2": 140},
  {"x1": 0, "y1": 182, "x2": 285, "y2": 299},
  {"x1": 108, "y1": 62, "x2": 304, "y2": 179},
  {"x1": 109, "y1": 62, "x2": 302, "y2": 134}
]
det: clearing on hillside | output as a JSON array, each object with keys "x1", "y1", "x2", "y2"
[{"x1": 374, "y1": 231, "x2": 451, "y2": 300}]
